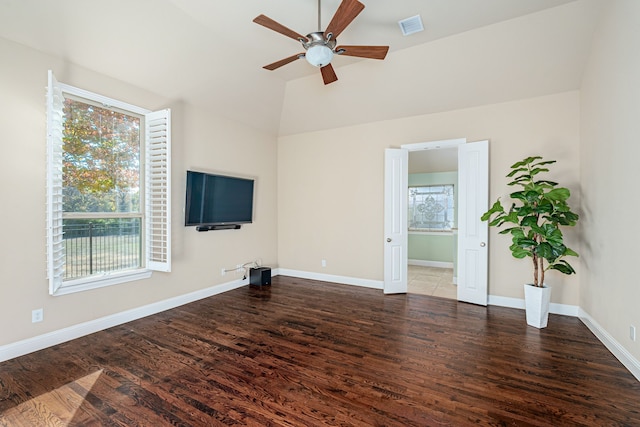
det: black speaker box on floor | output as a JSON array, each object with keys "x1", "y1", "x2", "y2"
[{"x1": 250, "y1": 267, "x2": 271, "y2": 287}]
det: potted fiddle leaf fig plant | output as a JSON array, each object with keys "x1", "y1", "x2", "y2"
[{"x1": 481, "y1": 156, "x2": 579, "y2": 328}]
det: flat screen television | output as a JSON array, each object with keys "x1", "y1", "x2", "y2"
[{"x1": 185, "y1": 170, "x2": 254, "y2": 229}]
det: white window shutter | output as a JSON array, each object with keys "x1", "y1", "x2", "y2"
[
  {"x1": 145, "y1": 109, "x2": 171, "y2": 272},
  {"x1": 46, "y1": 70, "x2": 65, "y2": 294}
]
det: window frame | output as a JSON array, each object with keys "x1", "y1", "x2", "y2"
[{"x1": 46, "y1": 70, "x2": 171, "y2": 296}]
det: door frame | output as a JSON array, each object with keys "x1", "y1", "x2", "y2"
[{"x1": 401, "y1": 138, "x2": 467, "y2": 152}]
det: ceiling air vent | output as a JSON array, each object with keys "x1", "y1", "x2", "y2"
[{"x1": 398, "y1": 15, "x2": 424, "y2": 36}]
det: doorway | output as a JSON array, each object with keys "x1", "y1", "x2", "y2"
[
  {"x1": 383, "y1": 139, "x2": 489, "y2": 305},
  {"x1": 407, "y1": 146, "x2": 458, "y2": 299}
]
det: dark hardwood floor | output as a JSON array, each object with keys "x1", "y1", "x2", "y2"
[{"x1": 1, "y1": 276, "x2": 639, "y2": 426}]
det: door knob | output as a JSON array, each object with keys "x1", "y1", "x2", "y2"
[
  {"x1": 387, "y1": 238, "x2": 392, "y2": 242},
  {"x1": 480, "y1": 242, "x2": 486, "y2": 247}
]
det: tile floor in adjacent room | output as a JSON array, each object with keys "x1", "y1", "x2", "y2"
[{"x1": 408, "y1": 265, "x2": 457, "y2": 299}]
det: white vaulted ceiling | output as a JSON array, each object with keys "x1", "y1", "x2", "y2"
[{"x1": 0, "y1": 0, "x2": 601, "y2": 135}]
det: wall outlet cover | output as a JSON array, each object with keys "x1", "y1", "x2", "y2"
[{"x1": 32, "y1": 309, "x2": 43, "y2": 323}]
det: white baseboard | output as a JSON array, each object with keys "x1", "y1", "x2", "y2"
[
  {"x1": 488, "y1": 295, "x2": 525, "y2": 309},
  {"x1": 488, "y1": 295, "x2": 580, "y2": 317},
  {"x1": 408, "y1": 259, "x2": 454, "y2": 269},
  {"x1": 277, "y1": 269, "x2": 383, "y2": 290},
  {"x1": 578, "y1": 308, "x2": 640, "y2": 382},
  {"x1": 0, "y1": 278, "x2": 249, "y2": 363}
]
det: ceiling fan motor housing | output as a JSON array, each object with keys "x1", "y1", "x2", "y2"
[{"x1": 302, "y1": 32, "x2": 337, "y2": 67}]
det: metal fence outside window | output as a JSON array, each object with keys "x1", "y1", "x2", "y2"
[{"x1": 63, "y1": 219, "x2": 142, "y2": 280}]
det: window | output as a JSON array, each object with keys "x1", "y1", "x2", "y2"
[
  {"x1": 46, "y1": 71, "x2": 171, "y2": 295},
  {"x1": 408, "y1": 185, "x2": 454, "y2": 231}
]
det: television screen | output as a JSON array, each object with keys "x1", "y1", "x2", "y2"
[{"x1": 185, "y1": 170, "x2": 254, "y2": 227}]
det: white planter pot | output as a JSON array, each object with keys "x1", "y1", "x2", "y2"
[{"x1": 523, "y1": 284, "x2": 551, "y2": 328}]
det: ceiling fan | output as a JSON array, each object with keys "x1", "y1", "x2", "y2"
[{"x1": 253, "y1": 0, "x2": 389, "y2": 85}]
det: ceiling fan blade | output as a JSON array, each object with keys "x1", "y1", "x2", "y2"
[
  {"x1": 325, "y1": 0, "x2": 365, "y2": 39},
  {"x1": 253, "y1": 14, "x2": 306, "y2": 41},
  {"x1": 263, "y1": 54, "x2": 304, "y2": 71},
  {"x1": 336, "y1": 45, "x2": 389, "y2": 60},
  {"x1": 320, "y1": 64, "x2": 338, "y2": 85}
]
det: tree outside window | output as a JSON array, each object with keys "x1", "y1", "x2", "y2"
[{"x1": 62, "y1": 97, "x2": 143, "y2": 280}]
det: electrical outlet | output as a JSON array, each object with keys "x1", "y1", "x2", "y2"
[
  {"x1": 221, "y1": 268, "x2": 226, "y2": 277},
  {"x1": 32, "y1": 309, "x2": 43, "y2": 323},
  {"x1": 236, "y1": 264, "x2": 242, "y2": 274},
  {"x1": 631, "y1": 325, "x2": 636, "y2": 342},
  {"x1": 321, "y1": 259, "x2": 327, "y2": 268}
]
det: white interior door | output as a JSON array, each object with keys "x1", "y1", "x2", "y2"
[
  {"x1": 457, "y1": 140, "x2": 489, "y2": 305},
  {"x1": 383, "y1": 148, "x2": 408, "y2": 294}
]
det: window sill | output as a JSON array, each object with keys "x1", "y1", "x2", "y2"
[{"x1": 52, "y1": 269, "x2": 153, "y2": 296}]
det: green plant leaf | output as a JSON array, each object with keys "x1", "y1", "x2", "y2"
[
  {"x1": 536, "y1": 179, "x2": 558, "y2": 186},
  {"x1": 535, "y1": 242, "x2": 552, "y2": 258},
  {"x1": 504, "y1": 211, "x2": 519, "y2": 223},
  {"x1": 541, "y1": 223, "x2": 562, "y2": 237},
  {"x1": 520, "y1": 216, "x2": 539, "y2": 227},
  {"x1": 517, "y1": 205, "x2": 534, "y2": 216},
  {"x1": 481, "y1": 200, "x2": 504, "y2": 221},
  {"x1": 546, "y1": 188, "x2": 570, "y2": 202},
  {"x1": 529, "y1": 223, "x2": 545, "y2": 236},
  {"x1": 563, "y1": 211, "x2": 580, "y2": 223},
  {"x1": 510, "y1": 191, "x2": 528, "y2": 201},
  {"x1": 537, "y1": 240, "x2": 566, "y2": 262},
  {"x1": 548, "y1": 260, "x2": 576, "y2": 275},
  {"x1": 527, "y1": 190, "x2": 544, "y2": 202},
  {"x1": 511, "y1": 156, "x2": 542, "y2": 169},
  {"x1": 513, "y1": 238, "x2": 537, "y2": 248},
  {"x1": 498, "y1": 226, "x2": 520, "y2": 234},
  {"x1": 535, "y1": 242, "x2": 566, "y2": 261},
  {"x1": 508, "y1": 176, "x2": 530, "y2": 186},
  {"x1": 524, "y1": 182, "x2": 544, "y2": 192},
  {"x1": 489, "y1": 217, "x2": 507, "y2": 227},
  {"x1": 534, "y1": 202, "x2": 554, "y2": 214},
  {"x1": 510, "y1": 228, "x2": 525, "y2": 239},
  {"x1": 532, "y1": 160, "x2": 556, "y2": 167},
  {"x1": 546, "y1": 235, "x2": 564, "y2": 247},
  {"x1": 509, "y1": 246, "x2": 531, "y2": 259},
  {"x1": 506, "y1": 167, "x2": 529, "y2": 178},
  {"x1": 529, "y1": 167, "x2": 550, "y2": 176},
  {"x1": 564, "y1": 247, "x2": 579, "y2": 257}
]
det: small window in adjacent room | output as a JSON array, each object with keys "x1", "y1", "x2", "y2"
[
  {"x1": 408, "y1": 185, "x2": 454, "y2": 231},
  {"x1": 46, "y1": 70, "x2": 171, "y2": 295}
]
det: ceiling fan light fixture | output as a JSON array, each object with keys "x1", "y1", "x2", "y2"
[{"x1": 305, "y1": 44, "x2": 334, "y2": 67}]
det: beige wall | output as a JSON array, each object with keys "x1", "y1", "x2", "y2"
[
  {"x1": 580, "y1": 0, "x2": 640, "y2": 360},
  {"x1": 278, "y1": 91, "x2": 581, "y2": 304},
  {"x1": 0, "y1": 38, "x2": 278, "y2": 347}
]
